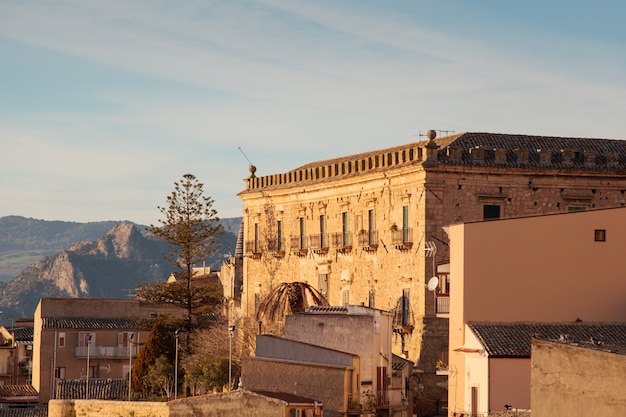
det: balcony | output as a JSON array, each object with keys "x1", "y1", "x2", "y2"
[
  {"x1": 266, "y1": 238, "x2": 285, "y2": 258},
  {"x1": 244, "y1": 240, "x2": 262, "y2": 259},
  {"x1": 75, "y1": 345, "x2": 138, "y2": 359},
  {"x1": 308, "y1": 233, "x2": 329, "y2": 254},
  {"x1": 358, "y1": 230, "x2": 378, "y2": 251},
  {"x1": 391, "y1": 228, "x2": 413, "y2": 250},
  {"x1": 436, "y1": 295, "x2": 450, "y2": 315},
  {"x1": 331, "y1": 232, "x2": 352, "y2": 253},
  {"x1": 290, "y1": 235, "x2": 307, "y2": 256}
]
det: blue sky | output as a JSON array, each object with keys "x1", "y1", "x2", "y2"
[{"x1": 1, "y1": 0, "x2": 625, "y2": 225}]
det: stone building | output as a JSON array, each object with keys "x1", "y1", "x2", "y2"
[{"x1": 236, "y1": 130, "x2": 626, "y2": 414}]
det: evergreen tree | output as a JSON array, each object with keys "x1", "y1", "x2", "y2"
[{"x1": 141, "y1": 173, "x2": 224, "y2": 324}]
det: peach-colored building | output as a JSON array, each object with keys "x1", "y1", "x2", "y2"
[
  {"x1": 447, "y1": 206, "x2": 626, "y2": 416},
  {"x1": 32, "y1": 298, "x2": 182, "y2": 407}
]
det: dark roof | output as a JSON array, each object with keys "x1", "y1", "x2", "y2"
[
  {"x1": 43, "y1": 317, "x2": 139, "y2": 330},
  {"x1": 5, "y1": 327, "x2": 33, "y2": 344},
  {"x1": 469, "y1": 322, "x2": 626, "y2": 358},
  {"x1": 0, "y1": 384, "x2": 38, "y2": 398},
  {"x1": 392, "y1": 353, "x2": 413, "y2": 371},
  {"x1": 252, "y1": 390, "x2": 319, "y2": 405},
  {"x1": 436, "y1": 132, "x2": 626, "y2": 169}
]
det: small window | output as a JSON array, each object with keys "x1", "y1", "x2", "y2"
[
  {"x1": 318, "y1": 274, "x2": 328, "y2": 298},
  {"x1": 55, "y1": 367, "x2": 66, "y2": 379},
  {"x1": 342, "y1": 289, "x2": 350, "y2": 306},
  {"x1": 594, "y1": 229, "x2": 606, "y2": 242},
  {"x1": 58, "y1": 332, "x2": 66, "y2": 348},
  {"x1": 483, "y1": 205, "x2": 501, "y2": 220},
  {"x1": 299, "y1": 217, "x2": 306, "y2": 249},
  {"x1": 277, "y1": 220, "x2": 284, "y2": 251}
]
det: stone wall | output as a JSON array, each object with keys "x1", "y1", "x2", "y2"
[
  {"x1": 49, "y1": 399, "x2": 168, "y2": 417},
  {"x1": 49, "y1": 391, "x2": 292, "y2": 417}
]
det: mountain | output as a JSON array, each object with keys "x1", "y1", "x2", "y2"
[
  {"x1": 0, "y1": 216, "x2": 242, "y2": 320},
  {"x1": 0, "y1": 216, "x2": 122, "y2": 282}
]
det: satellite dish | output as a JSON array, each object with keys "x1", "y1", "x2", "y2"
[{"x1": 427, "y1": 276, "x2": 439, "y2": 292}]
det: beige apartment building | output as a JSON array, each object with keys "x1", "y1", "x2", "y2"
[
  {"x1": 236, "y1": 130, "x2": 626, "y2": 414},
  {"x1": 446, "y1": 207, "x2": 626, "y2": 416}
]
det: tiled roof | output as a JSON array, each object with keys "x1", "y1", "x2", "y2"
[
  {"x1": 306, "y1": 306, "x2": 349, "y2": 314},
  {"x1": 252, "y1": 390, "x2": 319, "y2": 404},
  {"x1": 1, "y1": 327, "x2": 33, "y2": 344},
  {"x1": 437, "y1": 132, "x2": 626, "y2": 169},
  {"x1": 43, "y1": 317, "x2": 139, "y2": 330},
  {"x1": 11, "y1": 327, "x2": 33, "y2": 344},
  {"x1": 392, "y1": 353, "x2": 413, "y2": 371},
  {"x1": 0, "y1": 384, "x2": 38, "y2": 398},
  {"x1": 469, "y1": 322, "x2": 626, "y2": 358}
]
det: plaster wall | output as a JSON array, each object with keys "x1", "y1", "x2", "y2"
[
  {"x1": 285, "y1": 308, "x2": 392, "y2": 395},
  {"x1": 448, "y1": 206, "x2": 626, "y2": 415},
  {"x1": 531, "y1": 339, "x2": 626, "y2": 417},
  {"x1": 242, "y1": 356, "x2": 349, "y2": 413}
]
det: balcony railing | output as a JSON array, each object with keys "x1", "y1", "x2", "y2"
[
  {"x1": 436, "y1": 295, "x2": 450, "y2": 314},
  {"x1": 308, "y1": 233, "x2": 329, "y2": 253},
  {"x1": 290, "y1": 235, "x2": 307, "y2": 256},
  {"x1": 391, "y1": 228, "x2": 413, "y2": 249},
  {"x1": 244, "y1": 240, "x2": 262, "y2": 259},
  {"x1": 358, "y1": 230, "x2": 378, "y2": 250},
  {"x1": 75, "y1": 345, "x2": 138, "y2": 359},
  {"x1": 331, "y1": 232, "x2": 352, "y2": 252}
]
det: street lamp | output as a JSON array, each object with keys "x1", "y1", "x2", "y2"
[
  {"x1": 228, "y1": 324, "x2": 235, "y2": 392},
  {"x1": 175, "y1": 329, "x2": 181, "y2": 400},
  {"x1": 86, "y1": 334, "x2": 92, "y2": 399},
  {"x1": 128, "y1": 333, "x2": 134, "y2": 401}
]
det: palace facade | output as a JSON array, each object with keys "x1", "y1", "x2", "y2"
[{"x1": 236, "y1": 130, "x2": 626, "y2": 412}]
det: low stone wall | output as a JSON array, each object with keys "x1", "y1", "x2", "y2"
[
  {"x1": 49, "y1": 391, "x2": 289, "y2": 417},
  {"x1": 48, "y1": 399, "x2": 168, "y2": 417}
]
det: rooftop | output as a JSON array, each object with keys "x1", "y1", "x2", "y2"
[
  {"x1": 43, "y1": 317, "x2": 140, "y2": 330},
  {"x1": 241, "y1": 132, "x2": 626, "y2": 192},
  {"x1": 468, "y1": 322, "x2": 626, "y2": 358}
]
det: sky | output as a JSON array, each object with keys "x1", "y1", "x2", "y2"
[{"x1": 1, "y1": 1, "x2": 625, "y2": 225}]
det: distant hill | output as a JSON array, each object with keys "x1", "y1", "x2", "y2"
[{"x1": 0, "y1": 216, "x2": 242, "y2": 320}]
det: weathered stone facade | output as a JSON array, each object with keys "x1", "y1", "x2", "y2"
[{"x1": 237, "y1": 131, "x2": 626, "y2": 415}]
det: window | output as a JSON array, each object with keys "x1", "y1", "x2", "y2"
[
  {"x1": 483, "y1": 204, "x2": 501, "y2": 220},
  {"x1": 118, "y1": 332, "x2": 134, "y2": 348},
  {"x1": 341, "y1": 212, "x2": 350, "y2": 246},
  {"x1": 55, "y1": 367, "x2": 66, "y2": 380},
  {"x1": 78, "y1": 332, "x2": 94, "y2": 347},
  {"x1": 368, "y1": 290, "x2": 375, "y2": 308},
  {"x1": 254, "y1": 223, "x2": 260, "y2": 253},
  {"x1": 569, "y1": 206, "x2": 586, "y2": 212},
  {"x1": 342, "y1": 289, "x2": 350, "y2": 306},
  {"x1": 299, "y1": 217, "x2": 306, "y2": 249},
  {"x1": 58, "y1": 332, "x2": 66, "y2": 348},
  {"x1": 277, "y1": 220, "x2": 284, "y2": 251},
  {"x1": 401, "y1": 289, "x2": 410, "y2": 326},
  {"x1": 368, "y1": 209, "x2": 376, "y2": 244},
  {"x1": 319, "y1": 215, "x2": 327, "y2": 248},
  {"x1": 318, "y1": 274, "x2": 328, "y2": 299},
  {"x1": 402, "y1": 205, "x2": 409, "y2": 242},
  {"x1": 595, "y1": 229, "x2": 606, "y2": 242}
]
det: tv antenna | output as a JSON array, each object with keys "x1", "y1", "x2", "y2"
[{"x1": 238, "y1": 146, "x2": 254, "y2": 166}]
